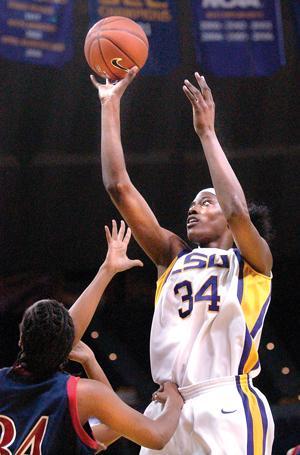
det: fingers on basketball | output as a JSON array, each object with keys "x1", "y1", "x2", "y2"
[{"x1": 84, "y1": 17, "x2": 149, "y2": 81}]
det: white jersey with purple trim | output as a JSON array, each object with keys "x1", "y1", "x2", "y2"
[{"x1": 150, "y1": 246, "x2": 272, "y2": 387}]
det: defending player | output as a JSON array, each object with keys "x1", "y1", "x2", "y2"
[
  {"x1": 0, "y1": 221, "x2": 184, "y2": 454},
  {"x1": 91, "y1": 68, "x2": 274, "y2": 454}
]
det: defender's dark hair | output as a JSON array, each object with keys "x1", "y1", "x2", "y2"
[
  {"x1": 248, "y1": 201, "x2": 274, "y2": 245},
  {"x1": 18, "y1": 299, "x2": 74, "y2": 378}
]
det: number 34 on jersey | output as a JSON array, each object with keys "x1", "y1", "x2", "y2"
[{"x1": 171, "y1": 251, "x2": 230, "y2": 319}]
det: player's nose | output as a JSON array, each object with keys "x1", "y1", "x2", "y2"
[{"x1": 188, "y1": 205, "x2": 198, "y2": 216}]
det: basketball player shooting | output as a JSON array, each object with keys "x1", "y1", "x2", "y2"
[{"x1": 91, "y1": 68, "x2": 275, "y2": 454}]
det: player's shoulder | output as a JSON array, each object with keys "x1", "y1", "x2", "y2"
[
  {"x1": 76, "y1": 377, "x2": 108, "y2": 398},
  {"x1": 75, "y1": 377, "x2": 114, "y2": 424}
]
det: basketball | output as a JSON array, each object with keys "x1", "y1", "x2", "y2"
[{"x1": 84, "y1": 16, "x2": 149, "y2": 81}]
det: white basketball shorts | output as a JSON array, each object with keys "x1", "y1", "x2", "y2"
[{"x1": 140, "y1": 374, "x2": 274, "y2": 455}]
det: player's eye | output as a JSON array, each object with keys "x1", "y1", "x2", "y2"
[{"x1": 202, "y1": 199, "x2": 210, "y2": 206}]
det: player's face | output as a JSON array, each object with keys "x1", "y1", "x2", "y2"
[{"x1": 186, "y1": 192, "x2": 229, "y2": 246}]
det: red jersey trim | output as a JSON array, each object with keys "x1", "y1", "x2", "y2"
[{"x1": 67, "y1": 376, "x2": 99, "y2": 450}]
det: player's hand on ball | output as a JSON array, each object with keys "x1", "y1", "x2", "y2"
[
  {"x1": 103, "y1": 219, "x2": 143, "y2": 275},
  {"x1": 90, "y1": 66, "x2": 138, "y2": 105},
  {"x1": 152, "y1": 382, "x2": 184, "y2": 409}
]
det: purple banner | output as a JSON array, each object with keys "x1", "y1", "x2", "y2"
[
  {"x1": 88, "y1": 0, "x2": 180, "y2": 75},
  {"x1": 191, "y1": 0, "x2": 286, "y2": 77},
  {"x1": 0, "y1": 0, "x2": 73, "y2": 67}
]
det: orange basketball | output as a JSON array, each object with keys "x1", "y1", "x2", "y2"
[{"x1": 84, "y1": 16, "x2": 149, "y2": 81}]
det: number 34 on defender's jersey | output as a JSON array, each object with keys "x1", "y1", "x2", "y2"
[{"x1": 150, "y1": 247, "x2": 272, "y2": 387}]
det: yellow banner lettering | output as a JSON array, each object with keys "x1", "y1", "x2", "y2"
[
  {"x1": 123, "y1": 0, "x2": 143, "y2": 6},
  {"x1": 146, "y1": 0, "x2": 168, "y2": 8},
  {"x1": 99, "y1": 0, "x2": 121, "y2": 5}
]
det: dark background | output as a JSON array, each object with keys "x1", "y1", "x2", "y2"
[{"x1": 0, "y1": 1, "x2": 299, "y2": 454}]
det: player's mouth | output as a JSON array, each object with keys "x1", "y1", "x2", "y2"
[{"x1": 187, "y1": 216, "x2": 199, "y2": 228}]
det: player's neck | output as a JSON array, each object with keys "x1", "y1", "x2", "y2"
[{"x1": 199, "y1": 235, "x2": 234, "y2": 250}]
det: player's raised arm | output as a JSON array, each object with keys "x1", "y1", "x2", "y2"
[
  {"x1": 77, "y1": 379, "x2": 183, "y2": 450},
  {"x1": 69, "y1": 220, "x2": 143, "y2": 346},
  {"x1": 91, "y1": 69, "x2": 187, "y2": 270},
  {"x1": 183, "y1": 73, "x2": 272, "y2": 275}
]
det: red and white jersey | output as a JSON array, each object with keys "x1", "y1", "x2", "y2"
[{"x1": 150, "y1": 247, "x2": 272, "y2": 387}]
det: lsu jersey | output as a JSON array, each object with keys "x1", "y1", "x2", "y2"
[
  {"x1": 0, "y1": 368, "x2": 99, "y2": 454},
  {"x1": 150, "y1": 247, "x2": 272, "y2": 387}
]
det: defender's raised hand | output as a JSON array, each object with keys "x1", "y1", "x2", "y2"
[
  {"x1": 90, "y1": 66, "x2": 138, "y2": 105},
  {"x1": 69, "y1": 340, "x2": 112, "y2": 389},
  {"x1": 69, "y1": 220, "x2": 142, "y2": 346},
  {"x1": 103, "y1": 219, "x2": 143, "y2": 275},
  {"x1": 69, "y1": 340, "x2": 95, "y2": 367},
  {"x1": 183, "y1": 73, "x2": 215, "y2": 138}
]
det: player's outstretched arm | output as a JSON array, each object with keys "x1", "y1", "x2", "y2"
[
  {"x1": 69, "y1": 220, "x2": 143, "y2": 346},
  {"x1": 183, "y1": 73, "x2": 272, "y2": 275},
  {"x1": 91, "y1": 70, "x2": 186, "y2": 270},
  {"x1": 77, "y1": 380, "x2": 183, "y2": 450}
]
